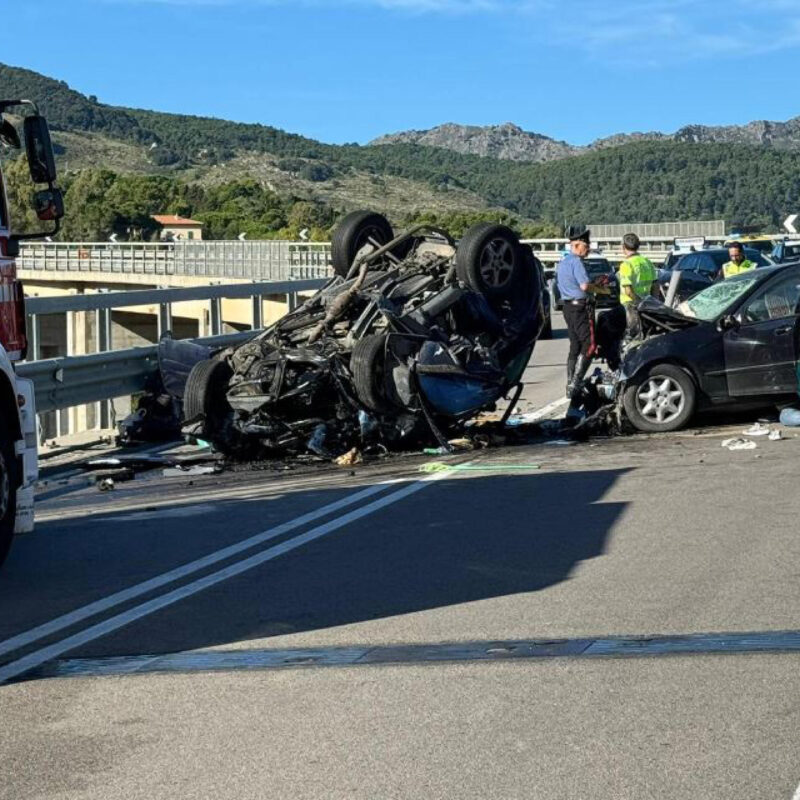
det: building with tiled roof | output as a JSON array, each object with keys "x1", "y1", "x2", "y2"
[{"x1": 151, "y1": 214, "x2": 204, "y2": 241}]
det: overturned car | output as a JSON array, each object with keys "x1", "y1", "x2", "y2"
[{"x1": 183, "y1": 212, "x2": 546, "y2": 457}]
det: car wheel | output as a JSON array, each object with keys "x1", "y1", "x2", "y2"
[
  {"x1": 456, "y1": 223, "x2": 525, "y2": 299},
  {"x1": 331, "y1": 211, "x2": 394, "y2": 278},
  {"x1": 184, "y1": 358, "x2": 248, "y2": 456},
  {"x1": 0, "y1": 414, "x2": 19, "y2": 569},
  {"x1": 623, "y1": 363, "x2": 696, "y2": 433},
  {"x1": 351, "y1": 334, "x2": 396, "y2": 414}
]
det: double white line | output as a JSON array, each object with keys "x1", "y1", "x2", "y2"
[{"x1": 0, "y1": 469, "x2": 452, "y2": 685}]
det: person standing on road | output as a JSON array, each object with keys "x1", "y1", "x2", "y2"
[
  {"x1": 722, "y1": 241, "x2": 756, "y2": 279},
  {"x1": 556, "y1": 225, "x2": 609, "y2": 398},
  {"x1": 618, "y1": 232, "x2": 658, "y2": 335}
]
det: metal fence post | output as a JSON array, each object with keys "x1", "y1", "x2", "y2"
[
  {"x1": 96, "y1": 307, "x2": 112, "y2": 429},
  {"x1": 209, "y1": 297, "x2": 222, "y2": 336},
  {"x1": 251, "y1": 294, "x2": 263, "y2": 330},
  {"x1": 28, "y1": 314, "x2": 41, "y2": 362},
  {"x1": 158, "y1": 302, "x2": 173, "y2": 339}
]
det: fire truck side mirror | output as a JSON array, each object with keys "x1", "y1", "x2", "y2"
[
  {"x1": 34, "y1": 188, "x2": 64, "y2": 222},
  {"x1": 23, "y1": 115, "x2": 57, "y2": 185}
]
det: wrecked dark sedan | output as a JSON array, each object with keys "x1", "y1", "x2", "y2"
[
  {"x1": 617, "y1": 264, "x2": 800, "y2": 432},
  {"x1": 183, "y1": 211, "x2": 545, "y2": 457}
]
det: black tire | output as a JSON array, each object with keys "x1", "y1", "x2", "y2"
[
  {"x1": 351, "y1": 334, "x2": 395, "y2": 414},
  {"x1": 184, "y1": 358, "x2": 232, "y2": 424},
  {"x1": 184, "y1": 359, "x2": 261, "y2": 458},
  {"x1": 0, "y1": 414, "x2": 19, "y2": 570},
  {"x1": 623, "y1": 363, "x2": 696, "y2": 433},
  {"x1": 331, "y1": 211, "x2": 394, "y2": 278},
  {"x1": 456, "y1": 223, "x2": 525, "y2": 298}
]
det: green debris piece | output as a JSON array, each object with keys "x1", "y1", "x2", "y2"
[{"x1": 419, "y1": 462, "x2": 540, "y2": 473}]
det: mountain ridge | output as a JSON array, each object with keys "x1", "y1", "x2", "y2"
[{"x1": 371, "y1": 117, "x2": 800, "y2": 162}]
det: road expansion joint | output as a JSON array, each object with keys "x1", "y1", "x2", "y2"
[{"x1": 16, "y1": 628, "x2": 800, "y2": 683}]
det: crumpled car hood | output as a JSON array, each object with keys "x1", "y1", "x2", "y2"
[{"x1": 635, "y1": 296, "x2": 702, "y2": 336}]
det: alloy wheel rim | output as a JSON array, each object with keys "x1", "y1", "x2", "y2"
[
  {"x1": 479, "y1": 239, "x2": 515, "y2": 288},
  {"x1": 636, "y1": 377, "x2": 685, "y2": 424}
]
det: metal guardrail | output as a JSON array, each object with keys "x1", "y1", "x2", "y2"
[
  {"x1": 24, "y1": 279, "x2": 325, "y2": 315},
  {"x1": 20, "y1": 278, "x2": 328, "y2": 414},
  {"x1": 18, "y1": 331, "x2": 257, "y2": 414}
]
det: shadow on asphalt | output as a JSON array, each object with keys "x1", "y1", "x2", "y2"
[{"x1": 29, "y1": 467, "x2": 630, "y2": 658}]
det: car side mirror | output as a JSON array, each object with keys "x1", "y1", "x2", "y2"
[
  {"x1": 24, "y1": 115, "x2": 57, "y2": 184},
  {"x1": 34, "y1": 188, "x2": 64, "y2": 222},
  {"x1": 717, "y1": 314, "x2": 740, "y2": 332}
]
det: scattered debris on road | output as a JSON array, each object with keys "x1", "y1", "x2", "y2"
[
  {"x1": 722, "y1": 437, "x2": 758, "y2": 451},
  {"x1": 419, "y1": 461, "x2": 540, "y2": 473}
]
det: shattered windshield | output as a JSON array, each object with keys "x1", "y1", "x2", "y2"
[{"x1": 679, "y1": 276, "x2": 761, "y2": 321}]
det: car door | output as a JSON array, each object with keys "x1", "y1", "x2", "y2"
[{"x1": 723, "y1": 269, "x2": 800, "y2": 396}]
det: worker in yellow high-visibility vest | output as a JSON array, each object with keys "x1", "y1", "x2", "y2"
[
  {"x1": 722, "y1": 241, "x2": 756, "y2": 279},
  {"x1": 618, "y1": 233, "x2": 658, "y2": 335}
]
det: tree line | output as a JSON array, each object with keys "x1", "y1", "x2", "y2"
[{"x1": 2, "y1": 156, "x2": 558, "y2": 241}]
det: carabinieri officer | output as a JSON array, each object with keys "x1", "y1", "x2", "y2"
[{"x1": 556, "y1": 225, "x2": 609, "y2": 398}]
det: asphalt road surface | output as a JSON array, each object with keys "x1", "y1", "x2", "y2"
[{"x1": 2, "y1": 313, "x2": 800, "y2": 800}]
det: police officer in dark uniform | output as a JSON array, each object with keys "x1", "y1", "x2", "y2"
[{"x1": 556, "y1": 225, "x2": 609, "y2": 397}]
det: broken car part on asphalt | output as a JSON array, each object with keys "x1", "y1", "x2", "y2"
[{"x1": 180, "y1": 211, "x2": 546, "y2": 460}]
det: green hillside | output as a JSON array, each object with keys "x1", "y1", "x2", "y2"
[{"x1": 2, "y1": 62, "x2": 799, "y2": 238}]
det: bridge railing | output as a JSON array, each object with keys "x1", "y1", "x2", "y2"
[
  {"x1": 521, "y1": 236, "x2": 731, "y2": 264},
  {"x1": 21, "y1": 236, "x2": 736, "y2": 274},
  {"x1": 18, "y1": 241, "x2": 334, "y2": 280}
]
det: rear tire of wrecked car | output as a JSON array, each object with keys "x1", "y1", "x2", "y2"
[
  {"x1": 331, "y1": 211, "x2": 394, "y2": 278},
  {"x1": 351, "y1": 334, "x2": 396, "y2": 414},
  {"x1": 622, "y1": 363, "x2": 696, "y2": 433},
  {"x1": 183, "y1": 358, "x2": 241, "y2": 455},
  {"x1": 456, "y1": 223, "x2": 525, "y2": 299}
]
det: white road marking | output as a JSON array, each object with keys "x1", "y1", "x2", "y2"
[
  {"x1": 792, "y1": 781, "x2": 800, "y2": 800},
  {"x1": 0, "y1": 468, "x2": 453, "y2": 685},
  {"x1": 0, "y1": 480, "x2": 396, "y2": 660}
]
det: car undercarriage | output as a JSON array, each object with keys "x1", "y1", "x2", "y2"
[{"x1": 182, "y1": 212, "x2": 546, "y2": 458}]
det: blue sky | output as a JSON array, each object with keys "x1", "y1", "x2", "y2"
[{"x1": 4, "y1": 0, "x2": 799, "y2": 145}]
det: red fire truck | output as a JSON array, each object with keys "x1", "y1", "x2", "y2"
[{"x1": 0, "y1": 100, "x2": 64, "y2": 567}]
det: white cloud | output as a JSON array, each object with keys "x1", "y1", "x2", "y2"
[{"x1": 98, "y1": 0, "x2": 800, "y2": 58}]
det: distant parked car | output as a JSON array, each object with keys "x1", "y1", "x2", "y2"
[
  {"x1": 536, "y1": 258, "x2": 553, "y2": 339},
  {"x1": 549, "y1": 256, "x2": 620, "y2": 310},
  {"x1": 658, "y1": 246, "x2": 772, "y2": 300},
  {"x1": 772, "y1": 239, "x2": 800, "y2": 264}
]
